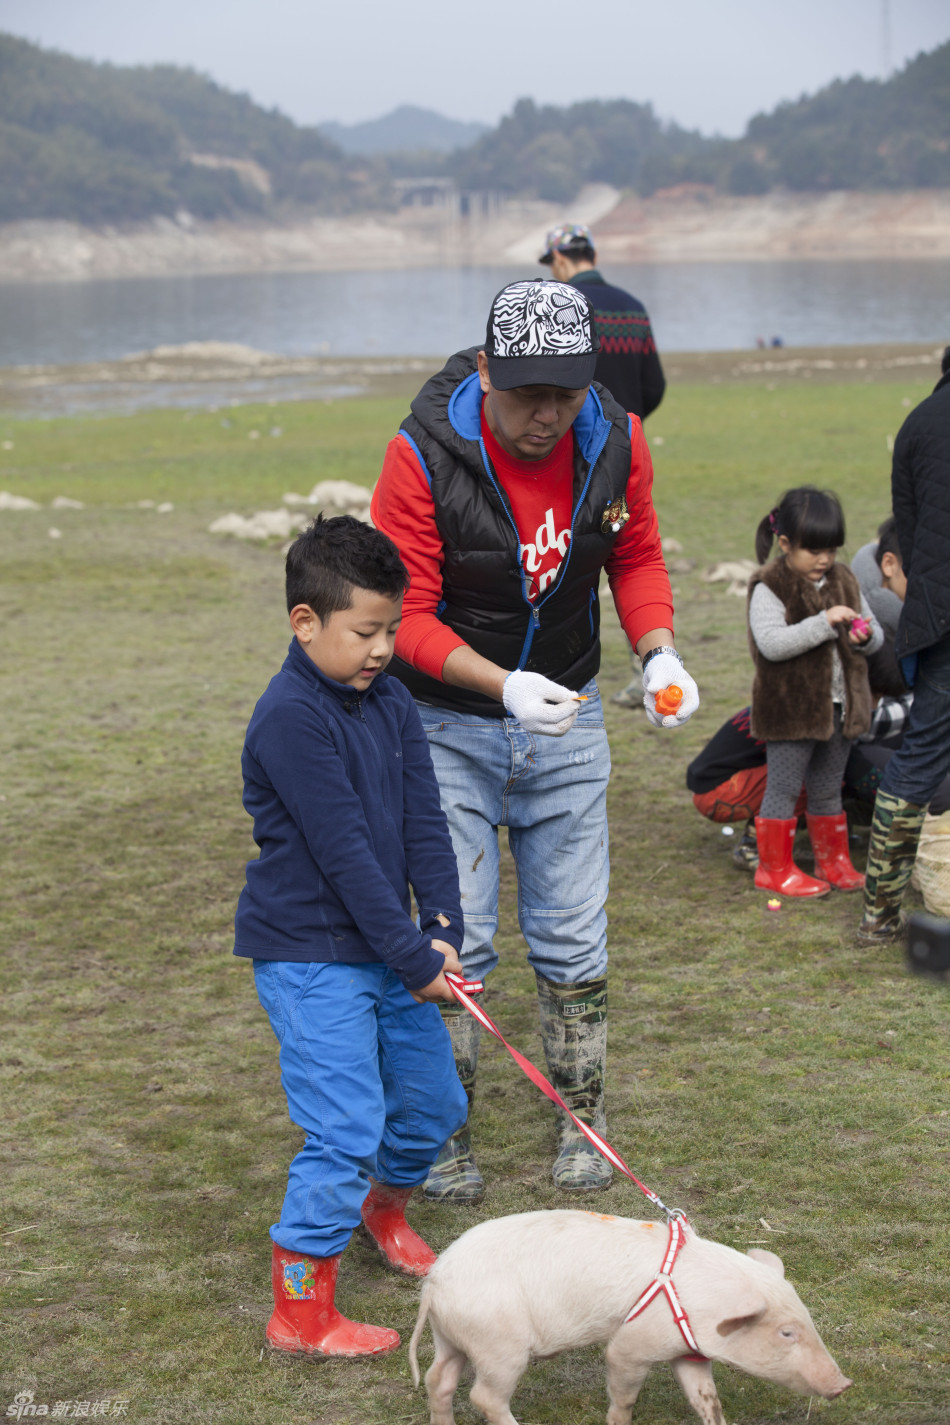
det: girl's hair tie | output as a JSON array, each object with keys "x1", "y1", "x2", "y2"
[{"x1": 768, "y1": 508, "x2": 779, "y2": 533}]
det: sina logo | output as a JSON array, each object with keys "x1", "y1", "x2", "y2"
[{"x1": 6, "y1": 1393, "x2": 48, "y2": 1419}]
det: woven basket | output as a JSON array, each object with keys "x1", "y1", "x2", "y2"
[{"x1": 911, "y1": 809, "x2": 950, "y2": 918}]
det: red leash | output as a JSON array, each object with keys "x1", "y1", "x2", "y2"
[{"x1": 444, "y1": 973, "x2": 705, "y2": 1357}]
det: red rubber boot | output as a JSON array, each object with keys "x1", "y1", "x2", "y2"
[
  {"x1": 754, "y1": 817, "x2": 830, "y2": 898},
  {"x1": 806, "y1": 812, "x2": 866, "y2": 892},
  {"x1": 360, "y1": 1178, "x2": 437, "y2": 1277},
  {"x1": 266, "y1": 1245, "x2": 400, "y2": 1356}
]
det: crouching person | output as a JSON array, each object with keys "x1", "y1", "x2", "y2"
[{"x1": 233, "y1": 515, "x2": 468, "y2": 1357}]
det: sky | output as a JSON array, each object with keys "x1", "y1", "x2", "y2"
[{"x1": 2, "y1": 0, "x2": 949, "y2": 137}]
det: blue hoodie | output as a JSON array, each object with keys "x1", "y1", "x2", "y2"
[{"x1": 234, "y1": 639, "x2": 462, "y2": 991}]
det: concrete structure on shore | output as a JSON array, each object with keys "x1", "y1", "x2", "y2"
[{"x1": 3, "y1": 186, "x2": 950, "y2": 285}]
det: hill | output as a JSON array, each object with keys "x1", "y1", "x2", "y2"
[
  {"x1": 0, "y1": 33, "x2": 390, "y2": 224},
  {"x1": 743, "y1": 42, "x2": 950, "y2": 191},
  {"x1": 0, "y1": 30, "x2": 947, "y2": 229},
  {"x1": 320, "y1": 105, "x2": 488, "y2": 155},
  {"x1": 449, "y1": 43, "x2": 950, "y2": 200}
]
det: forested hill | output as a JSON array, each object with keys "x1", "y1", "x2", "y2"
[
  {"x1": 744, "y1": 42, "x2": 950, "y2": 192},
  {"x1": 0, "y1": 33, "x2": 389, "y2": 223},
  {"x1": 1, "y1": 30, "x2": 948, "y2": 225},
  {"x1": 450, "y1": 42, "x2": 950, "y2": 200}
]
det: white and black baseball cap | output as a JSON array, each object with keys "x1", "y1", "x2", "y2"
[{"x1": 483, "y1": 280, "x2": 599, "y2": 390}]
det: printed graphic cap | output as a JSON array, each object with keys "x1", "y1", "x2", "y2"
[
  {"x1": 483, "y1": 280, "x2": 598, "y2": 391},
  {"x1": 538, "y1": 222, "x2": 594, "y2": 264}
]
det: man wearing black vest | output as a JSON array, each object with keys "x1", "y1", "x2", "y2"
[
  {"x1": 538, "y1": 223, "x2": 665, "y2": 422},
  {"x1": 371, "y1": 280, "x2": 698, "y2": 1200}
]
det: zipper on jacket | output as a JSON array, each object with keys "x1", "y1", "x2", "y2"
[
  {"x1": 477, "y1": 417, "x2": 611, "y2": 671},
  {"x1": 534, "y1": 419, "x2": 610, "y2": 623}
]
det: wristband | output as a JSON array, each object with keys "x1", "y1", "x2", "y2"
[{"x1": 640, "y1": 645, "x2": 682, "y2": 670}]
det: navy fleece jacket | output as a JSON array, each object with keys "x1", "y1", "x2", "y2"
[{"x1": 234, "y1": 639, "x2": 462, "y2": 990}]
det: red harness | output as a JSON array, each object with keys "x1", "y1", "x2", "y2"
[{"x1": 446, "y1": 973, "x2": 706, "y2": 1359}]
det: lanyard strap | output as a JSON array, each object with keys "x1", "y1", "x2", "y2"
[{"x1": 444, "y1": 973, "x2": 706, "y2": 1359}]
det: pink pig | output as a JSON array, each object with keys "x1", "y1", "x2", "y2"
[{"x1": 409, "y1": 1210, "x2": 851, "y2": 1425}]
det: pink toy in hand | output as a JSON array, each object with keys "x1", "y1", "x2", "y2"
[{"x1": 850, "y1": 615, "x2": 870, "y2": 640}]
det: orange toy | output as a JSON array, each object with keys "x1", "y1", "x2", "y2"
[{"x1": 654, "y1": 685, "x2": 683, "y2": 717}]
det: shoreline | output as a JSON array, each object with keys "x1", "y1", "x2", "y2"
[
  {"x1": 2, "y1": 188, "x2": 950, "y2": 285},
  {"x1": 0, "y1": 340, "x2": 943, "y2": 418}
]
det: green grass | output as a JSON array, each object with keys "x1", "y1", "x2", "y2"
[{"x1": 1, "y1": 366, "x2": 948, "y2": 1424}]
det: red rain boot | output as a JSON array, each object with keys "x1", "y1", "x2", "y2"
[
  {"x1": 754, "y1": 817, "x2": 830, "y2": 898},
  {"x1": 806, "y1": 812, "x2": 866, "y2": 892},
  {"x1": 266, "y1": 1244, "x2": 400, "y2": 1356},
  {"x1": 361, "y1": 1178, "x2": 437, "y2": 1277}
]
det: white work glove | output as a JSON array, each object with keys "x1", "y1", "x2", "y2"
[
  {"x1": 642, "y1": 652, "x2": 700, "y2": 728},
  {"x1": 502, "y1": 669, "x2": 581, "y2": 737}
]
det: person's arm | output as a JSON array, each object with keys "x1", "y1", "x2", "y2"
[
  {"x1": 372, "y1": 433, "x2": 580, "y2": 734},
  {"x1": 606, "y1": 419, "x2": 698, "y2": 724},
  {"x1": 249, "y1": 699, "x2": 445, "y2": 992},
  {"x1": 371, "y1": 435, "x2": 469, "y2": 680},
  {"x1": 749, "y1": 583, "x2": 837, "y2": 661},
  {"x1": 640, "y1": 334, "x2": 666, "y2": 420},
  {"x1": 891, "y1": 428, "x2": 917, "y2": 576},
  {"x1": 852, "y1": 594, "x2": 884, "y2": 656},
  {"x1": 604, "y1": 417, "x2": 674, "y2": 649},
  {"x1": 398, "y1": 698, "x2": 464, "y2": 954}
]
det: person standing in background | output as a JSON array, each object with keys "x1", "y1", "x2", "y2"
[
  {"x1": 538, "y1": 222, "x2": 665, "y2": 422},
  {"x1": 541, "y1": 224, "x2": 667, "y2": 708},
  {"x1": 858, "y1": 347, "x2": 950, "y2": 944}
]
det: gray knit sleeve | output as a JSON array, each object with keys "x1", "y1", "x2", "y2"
[
  {"x1": 749, "y1": 582, "x2": 837, "y2": 661},
  {"x1": 857, "y1": 593, "x2": 884, "y2": 656}
]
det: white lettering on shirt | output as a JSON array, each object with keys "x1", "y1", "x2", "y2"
[{"x1": 519, "y1": 508, "x2": 572, "y2": 599}]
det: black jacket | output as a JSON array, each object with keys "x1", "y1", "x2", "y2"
[
  {"x1": 570, "y1": 269, "x2": 665, "y2": 420},
  {"x1": 389, "y1": 348, "x2": 636, "y2": 716},
  {"x1": 892, "y1": 369, "x2": 950, "y2": 658}
]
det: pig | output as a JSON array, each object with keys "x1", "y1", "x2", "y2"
[{"x1": 408, "y1": 1210, "x2": 851, "y2": 1425}]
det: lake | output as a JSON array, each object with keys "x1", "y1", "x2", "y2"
[{"x1": 0, "y1": 259, "x2": 947, "y2": 369}]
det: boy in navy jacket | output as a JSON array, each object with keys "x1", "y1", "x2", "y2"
[{"x1": 234, "y1": 515, "x2": 467, "y2": 1358}]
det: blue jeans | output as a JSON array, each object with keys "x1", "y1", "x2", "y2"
[
  {"x1": 881, "y1": 635, "x2": 950, "y2": 806},
  {"x1": 415, "y1": 681, "x2": 610, "y2": 985},
  {"x1": 253, "y1": 960, "x2": 467, "y2": 1258}
]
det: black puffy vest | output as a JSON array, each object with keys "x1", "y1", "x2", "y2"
[{"x1": 387, "y1": 348, "x2": 635, "y2": 716}]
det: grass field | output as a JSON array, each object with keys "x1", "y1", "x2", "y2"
[{"x1": 1, "y1": 359, "x2": 948, "y2": 1425}]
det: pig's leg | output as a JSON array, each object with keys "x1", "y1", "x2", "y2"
[
  {"x1": 425, "y1": 1326, "x2": 467, "y2": 1425},
  {"x1": 671, "y1": 1356, "x2": 727, "y2": 1425},
  {"x1": 468, "y1": 1349, "x2": 530, "y2": 1425},
  {"x1": 603, "y1": 1336, "x2": 650, "y2": 1425}
]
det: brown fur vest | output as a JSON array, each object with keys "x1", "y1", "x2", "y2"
[{"x1": 747, "y1": 557, "x2": 872, "y2": 741}]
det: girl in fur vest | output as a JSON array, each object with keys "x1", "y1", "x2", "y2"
[{"x1": 748, "y1": 487, "x2": 883, "y2": 897}]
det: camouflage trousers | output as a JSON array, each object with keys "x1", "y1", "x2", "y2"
[{"x1": 859, "y1": 791, "x2": 927, "y2": 939}]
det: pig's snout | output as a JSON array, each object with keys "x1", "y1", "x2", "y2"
[{"x1": 825, "y1": 1374, "x2": 852, "y2": 1399}]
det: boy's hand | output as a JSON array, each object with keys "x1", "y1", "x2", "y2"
[{"x1": 409, "y1": 941, "x2": 464, "y2": 1004}]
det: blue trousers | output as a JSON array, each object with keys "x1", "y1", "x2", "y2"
[
  {"x1": 253, "y1": 959, "x2": 468, "y2": 1258},
  {"x1": 882, "y1": 636, "x2": 950, "y2": 806}
]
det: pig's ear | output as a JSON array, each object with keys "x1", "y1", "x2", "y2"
[
  {"x1": 746, "y1": 1248, "x2": 785, "y2": 1277},
  {"x1": 715, "y1": 1292, "x2": 767, "y2": 1337}
]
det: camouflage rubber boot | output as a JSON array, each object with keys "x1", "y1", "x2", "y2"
[
  {"x1": 422, "y1": 999, "x2": 484, "y2": 1203},
  {"x1": 732, "y1": 819, "x2": 759, "y2": 871},
  {"x1": 536, "y1": 974, "x2": 612, "y2": 1192},
  {"x1": 857, "y1": 791, "x2": 927, "y2": 944}
]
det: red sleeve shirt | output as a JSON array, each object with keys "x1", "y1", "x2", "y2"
[{"x1": 371, "y1": 402, "x2": 673, "y2": 681}]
